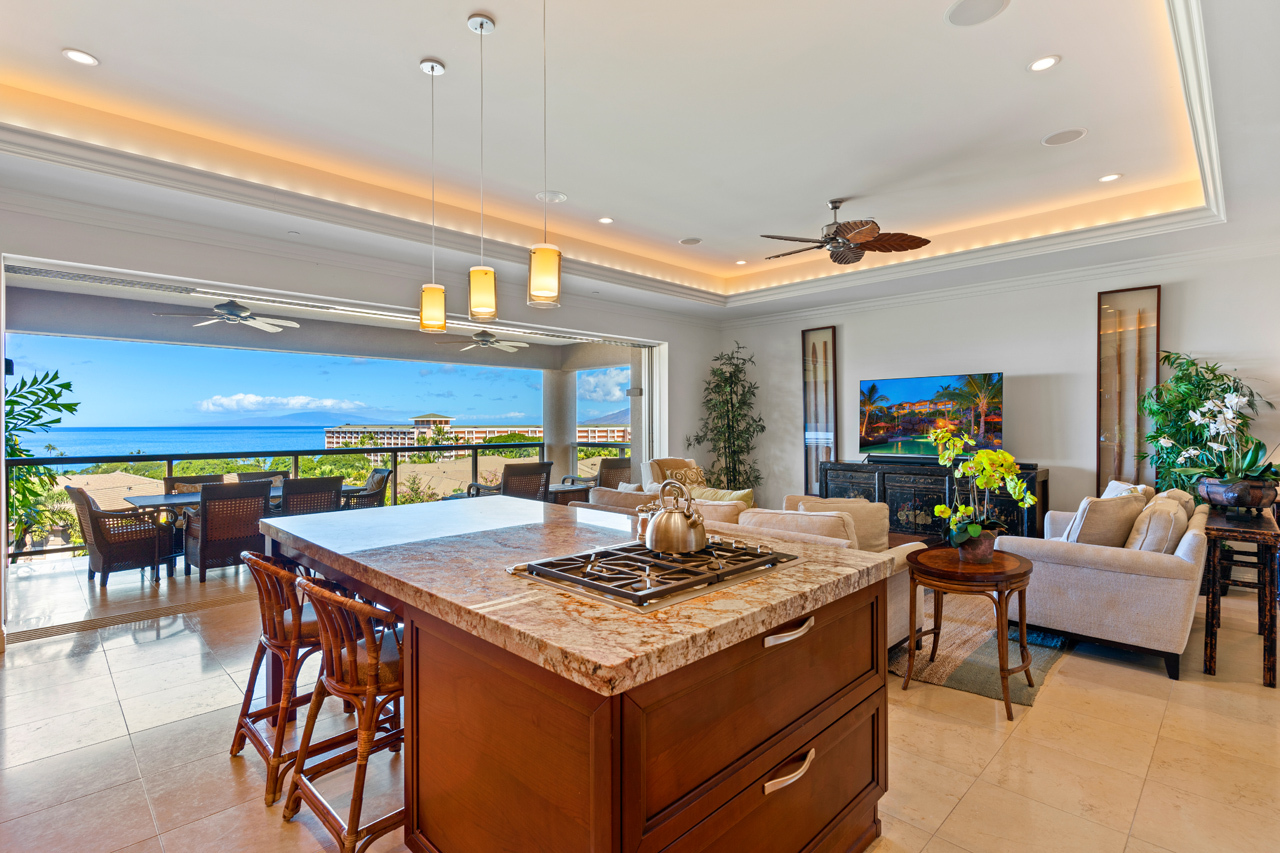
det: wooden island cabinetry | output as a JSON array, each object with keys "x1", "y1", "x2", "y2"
[{"x1": 263, "y1": 498, "x2": 893, "y2": 853}]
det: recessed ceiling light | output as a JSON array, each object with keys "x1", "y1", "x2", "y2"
[
  {"x1": 1098, "y1": 173, "x2": 1123, "y2": 182},
  {"x1": 61, "y1": 48, "x2": 98, "y2": 66},
  {"x1": 597, "y1": 217, "x2": 613, "y2": 224},
  {"x1": 1028, "y1": 55, "x2": 1061, "y2": 72},
  {"x1": 946, "y1": 0, "x2": 1010, "y2": 27},
  {"x1": 678, "y1": 237, "x2": 702, "y2": 246},
  {"x1": 735, "y1": 260, "x2": 747, "y2": 265},
  {"x1": 536, "y1": 190, "x2": 567, "y2": 203},
  {"x1": 1041, "y1": 128, "x2": 1087, "y2": 146}
]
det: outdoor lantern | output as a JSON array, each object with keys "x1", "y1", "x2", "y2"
[
  {"x1": 468, "y1": 266, "x2": 497, "y2": 321},
  {"x1": 527, "y1": 243, "x2": 561, "y2": 308},
  {"x1": 419, "y1": 283, "x2": 446, "y2": 332}
]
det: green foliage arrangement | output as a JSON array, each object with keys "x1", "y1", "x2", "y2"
[
  {"x1": 687, "y1": 343, "x2": 765, "y2": 491},
  {"x1": 1140, "y1": 352, "x2": 1274, "y2": 492},
  {"x1": 6, "y1": 371, "x2": 79, "y2": 542}
]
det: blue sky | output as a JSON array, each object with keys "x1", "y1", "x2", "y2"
[
  {"x1": 860, "y1": 374, "x2": 1003, "y2": 407},
  {"x1": 6, "y1": 334, "x2": 630, "y2": 427}
]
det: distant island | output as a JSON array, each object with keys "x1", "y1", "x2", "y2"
[{"x1": 212, "y1": 412, "x2": 387, "y2": 428}]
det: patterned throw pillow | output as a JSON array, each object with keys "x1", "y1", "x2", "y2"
[
  {"x1": 658, "y1": 462, "x2": 707, "y2": 489},
  {"x1": 172, "y1": 482, "x2": 203, "y2": 494}
]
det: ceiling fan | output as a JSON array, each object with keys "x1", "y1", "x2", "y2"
[
  {"x1": 762, "y1": 199, "x2": 930, "y2": 265},
  {"x1": 434, "y1": 330, "x2": 530, "y2": 354},
  {"x1": 152, "y1": 299, "x2": 301, "y2": 333}
]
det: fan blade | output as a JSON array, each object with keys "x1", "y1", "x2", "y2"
[
  {"x1": 765, "y1": 245, "x2": 824, "y2": 260},
  {"x1": 498, "y1": 341, "x2": 529, "y2": 348},
  {"x1": 760, "y1": 234, "x2": 826, "y2": 244},
  {"x1": 192, "y1": 319, "x2": 223, "y2": 327},
  {"x1": 153, "y1": 312, "x2": 221, "y2": 318},
  {"x1": 241, "y1": 318, "x2": 285, "y2": 333},
  {"x1": 459, "y1": 344, "x2": 478, "y2": 351},
  {"x1": 858, "y1": 232, "x2": 931, "y2": 252},
  {"x1": 492, "y1": 344, "x2": 519, "y2": 353},
  {"x1": 829, "y1": 248, "x2": 866, "y2": 265},
  {"x1": 835, "y1": 220, "x2": 881, "y2": 242},
  {"x1": 249, "y1": 316, "x2": 300, "y2": 328}
]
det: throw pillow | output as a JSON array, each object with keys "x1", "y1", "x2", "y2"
[
  {"x1": 689, "y1": 485, "x2": 754, "y2": 507},
  {"x1": 172, "y1": 482, "x2": 203, "y2": 494},
  {"x1": 616, "y1": 482, "x2": 645, "y2": 493},
  {"x1": 1125, "y1": 498, "x2": 1190, "y2": 554},
  {"x1": 656, "y1": 461, "x2": 707, "y2": 488},
  {"x1": 739, "y1": 509, "x2": 859, "y2": 548},
  {"x1": 799, "y1": 499, "x2": 889, "y2": 553},
  {"x1": 1062, "y1": 493, "x2": 1149, "y2": 547},
  {"x1": 1154, "y1": 488, "x2": 1196, "y2": 519},
  {"x1": 1100, "y1": 480, "x2": 1155, "y2": 504}
]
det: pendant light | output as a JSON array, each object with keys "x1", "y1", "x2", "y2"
[
  {"x1": 419, "y1": 57, "x2": 447, "y2": 333},
  {"x1": 527, "y1": 0, "x2": 561, "y2": 308},
  {"x1": 468, "y1": 14, "x2": 497, "y2": 322}
]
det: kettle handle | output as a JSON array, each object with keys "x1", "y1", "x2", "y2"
[{"x1": 658, "y1": 479, "x2": 694, "y2": 513}]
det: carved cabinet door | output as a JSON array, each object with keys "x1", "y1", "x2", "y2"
[
  {"x1": 824, "y1": 470, "x2": 877, "y2": 502},
  {"x1": 884, "y1": 475, "x2": 948, "y2": 535}
]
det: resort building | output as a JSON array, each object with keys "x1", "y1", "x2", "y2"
[{"x1": 324, "y1": 413, "x2": 630, "y2": 452}]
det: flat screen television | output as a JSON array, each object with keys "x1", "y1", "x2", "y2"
[{"x1": 858, "y1": 373, "x2": 1003, "y2": 456}]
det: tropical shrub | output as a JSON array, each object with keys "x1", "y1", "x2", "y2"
[
  {"x1": 6, "y1": 371, "x2": 79, "y2": 542},
  {"x1": 687, "y1": 343, "x2": 766, "y2": 490}
]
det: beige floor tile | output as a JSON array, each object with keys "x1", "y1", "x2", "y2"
[
  {"x1": 105, "y1": 632, "x2": 214, "y2": 673},
  {"x1": 1158, "y1": 701, "x2": 1280, "y2": 768},
  {"x1": 1053, "y1": 649, "x2": 1173, "y2": 701},
  {"x1": 1015, "y1": 704, "x2": 1158, "y2": 777},
  {"x1": 0, "y1": 779, "x2": 157, "y2": 853},
  {"x1": 130, "y1": 705, "x2": 243, "y2": 777},
  {"x1": 113, "y1": 650, "x2": 230, "y2": 701},
  {"x1": 98, "y1": 617, "x2": 203, "y2": 650},
  {"x1": 979, "y1": 736, "x2": 1144, "y2": 832},
  {"x1": 899, "y1": 682, "x2": 1026, "y2": 731},
  {"x1": 143, "y1": 751, "x2": 271, "y2": 833},
  {"x1": 881, "y1": 746, "x2": 976, "y2": 834},
  {"x1": 1032, "y1": 671, "x2": 1168, "y2": 735},
  {"x1": 111, "y1": 837, "x2": 164, "y2": 853},
  {"x1": 865, "y1": 812, "x2": 932, "y2": 853},
  {"x1": 120, "y1": 672, "x2": 245, "y2": 732},
  {"x1": 0, "y1": 701, "x2": 129, "y2": 769},
  {"x1": 0, "y1": 648, "x2": 110, "y2": 695},
  {"x1": 0, "y1": 735, "x2": 139, "y2": 823},
  {"x1": 1166, "y1": 672, "x2": 1280, "y2": 728},
  {"x1": 1124, "y1": 839, "x2": 1174, "y2": 853},
  {"x1": 1147, "y1": 736, "x2": 1280, "y2": 819},
  {"x1": 1131, "y1": 779, "x2": 1280, "y2": 853},
  {"x1": 936, "y1": 780, "x2": 1127, "y2": 853},
  {"x1": 0, "y1": 632, "x2": 102, "y2": 670},
  {"x1": 888, "y1": 703, "x2": 1010, "y2": 777},
  {"x1": 159, "y1": 796, "x2": 331, "y2": 853},
  {"x1": 0, "y1": 673, "x2": 121, "y2": 730},
  {"x1": 921, "y1": 839, "x2": 973, "y2": 853}
]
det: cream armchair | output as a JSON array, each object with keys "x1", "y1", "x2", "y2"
[
  {"x1": 997, "y1": 504, "x2": 1210, "y2": 679},
  {"x1": 641, "y1": 457, "x2": 699, "y2": 488}
]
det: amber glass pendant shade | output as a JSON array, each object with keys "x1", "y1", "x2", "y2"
[
  {"x1": 527, "y1": 244, "x2": 561, "y2": 308},
  {"x1": 419, "y1": 284, "x2": 447, "y2": 332},
  {"x1": 468, "y1": 266, "x2": 497, "y2": 321}
]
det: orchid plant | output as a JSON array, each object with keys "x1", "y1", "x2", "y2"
[
  {"x1": 1159, "y1": 392, "x2": 1280, "y2": 484},
  {"x1": 928, "y1": 429, "x2": 1037, "y2": 546}
]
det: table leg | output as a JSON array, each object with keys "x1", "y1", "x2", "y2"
[
  {"x1": 903, "y1": 576, "x2": 918, "y2": 691},
  {"x1": 929, "y1": 587, "x2": 943, "y2": 662},
  {"x1": 1259, "y1": 545, "x2": 1271, "y2": 637},
  {"x1": 1204, "y1": 537, "x2": 1220, "y2": 676},
  {"x1": 1265, "y1": 544, "x2": 1277, "y2": 689},
  {"x1": 1018, "y1": 588, "x2": 1034, "y2": 687},
  {"x1": 994, "y1": 590, "x2": 1013, "y2": 721}
]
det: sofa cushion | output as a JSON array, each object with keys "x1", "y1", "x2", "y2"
[
  {"x1": 693, "y1": 499, "x2": 748, "y2": 523},
  {"x1": 587, "y1": 487, "x2": 649, "y2": 512},
  {"x1": 689, "y1": 485, "x2": 754, "y2": 507},
  {"x1": 738, "y1": 509, "x2": 858, "y2": 547},
  {"x1": 616, "y1": 482, "x2": 645, "y2": 493},
  {"x1": 1154, "y1": 488, "x2": 1196, "y2": 519},
  {"x1": 798, "y1": 499, "x2": 888, "y2": 553},
  {"x1": 1062, "y1": 493, "x2": 1149, "y2": 547},
  {"x1": 783, "y1": 494, "x2": 868, "y2": 512},
  {"x1": 1100, "y1": 480, "x2": 1155, "y2": 504},
  {"x1": 1125, "y1": 498, "x2": 1189, "y2": 554},
  {"x1": 705, "y1": 520, "x2": 853, "y2": 549}
]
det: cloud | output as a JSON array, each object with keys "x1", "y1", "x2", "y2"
[
  {"x1": 526, "y1": 382, "x2": 542, "y2": 392},
  {"x1": 197, "y1": 393, "x2": 367, "y2": 413},
  {"x1": 577, "y1": 368, "x2": 630, "y2": 403},
  {"x1": 436, "y1": 390, "x2": 457, "y2": 398},
  {"x1": 419, "y1": 364, "x2": 457, "y2": 377}
]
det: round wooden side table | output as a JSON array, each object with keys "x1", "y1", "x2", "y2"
[{"x1": 903, "y1": 545, "x2": 1034, "y2": 721}]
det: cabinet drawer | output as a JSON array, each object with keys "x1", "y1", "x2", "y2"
[
  {"x1": 622, "y1": 582, "x2": 884, "y2": 850},
  {"x1": 663, "y1": 687, "x2": 886, "y2": 853}
]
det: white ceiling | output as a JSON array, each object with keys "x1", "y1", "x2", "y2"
[{"x1": 0, "y1": 0, "x2": 1201, "y2": 282}]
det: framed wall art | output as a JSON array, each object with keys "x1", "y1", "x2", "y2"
[
  {"x1": 1097, "y1": 285, "x2": 1161, "y2": 494},
  {"x1": 802, "y1": 326, "x2": 838, "y2": 495}
]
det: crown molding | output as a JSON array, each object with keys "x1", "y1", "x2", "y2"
[{"x1": 1168, "y1": 0, "x2": 1225, "y2": 219}]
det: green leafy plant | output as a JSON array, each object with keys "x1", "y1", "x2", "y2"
[
  {"x1": 6, "y1": 371, "x2": 80, "y2": 542},
  {"x1": 687, "y1": 343, "x2": 765, "y2": 490},
  {"x1": 929, "y1": 430, "x2": 1036, "y2": 546},
  {"x1": 1140, "y1": 352, "x2": 1273, "y2": 492}
]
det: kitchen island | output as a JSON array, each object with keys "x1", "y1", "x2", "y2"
[{"x1": 261, "y1": 497, "x2": 896, "y2": 853}]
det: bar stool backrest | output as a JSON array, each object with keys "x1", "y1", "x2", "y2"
[
  {"x1": 242, "y1": 551, "x2": 308, "y2": 646},
  {"x1": 280, "y1": 476, "x2": 344, "y2": 516},
  {"x1": 296, "y1": 578, "x2": 401, "y2": 694}
]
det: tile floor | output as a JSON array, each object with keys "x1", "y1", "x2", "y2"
[{"x1": 0, "y1": 585, "x2": 1275, "y2": 852}]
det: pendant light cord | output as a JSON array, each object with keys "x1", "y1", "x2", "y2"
[
  {"x1": 479, "y1": 23, "x2": 485, "y2": 267},
  {"x1": 542, "y1": 0, "x2": 548, "y2": 242},
  {"x1": 430, "y1": 69, "x2": 436, "y2": 283}
]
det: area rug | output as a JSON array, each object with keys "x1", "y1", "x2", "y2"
[{"x1": 888, "y1": 590, "x2": 1071, "y2": 706}]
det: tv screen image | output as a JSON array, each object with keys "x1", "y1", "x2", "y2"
[{"x1": 858, "y1": 373, "x2": 1003, "y2": 456}]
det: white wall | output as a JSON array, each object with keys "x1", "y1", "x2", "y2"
[{"x1": 718, "y1": 251, "x2": 1280, "y2": 512}]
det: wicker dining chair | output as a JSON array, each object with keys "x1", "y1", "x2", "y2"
[
  {"x1": 342, "y1": 469, "x2": 391, "y2": 511},
  {"x1": 273, "y1": 476, "x2": 344, "y2": 517},
  {"x1": 466, "y1": 460, "x2": 554, "y2": 501},
  {"x1": 183, "y1": 481, "x2": 272, "y2": 581},
  {"x1": 561, "y1": 455, "x2": 633, "y2": 490},
  {"x1": 64, "y1": 486, "x2": 172, "y2": 586},
  {"x1": 285, "y1": 578, "x2": 405, "y2": 853}
]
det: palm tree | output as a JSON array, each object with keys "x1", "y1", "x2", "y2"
[
  {"x1": 860, "y1": 384, "x2": 890, "y2": 435},
  {"x1": 961, "y1": 374, "x2": 1003, "y2": 441}
]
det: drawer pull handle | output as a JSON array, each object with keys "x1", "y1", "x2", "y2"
[
  {"x1": 763, "y1": 616, "x2": 815, "y2": 648},
  {"x1": 763, "y1": 748, "x2": 816, "y2": 795}
]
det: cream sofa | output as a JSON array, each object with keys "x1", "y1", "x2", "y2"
[
  {"x1": 997, "y1": 503, "x2": 1210, "y2": 679},
  {"x1": 574, "y1": 487, "x2": 748, "y2": 524}
]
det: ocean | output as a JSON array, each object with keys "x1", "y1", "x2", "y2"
[{"x1": 36, "y1": 426, "x2": 329, "y2": 461}]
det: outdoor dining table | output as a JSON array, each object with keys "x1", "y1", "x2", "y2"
[{"x1": 123, "y1": 483, "x2": 363, "y2": 511}]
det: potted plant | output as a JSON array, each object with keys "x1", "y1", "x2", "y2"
[
  {"x1": 1157, "y1": 392, "x2": 1280, "y2": 511},
  {"x1": 687, "y1": 343, "x2": 765, "y2": 490},
  {"x1": 928, "y1": 429, "x2": 1037, "y2": 563}
]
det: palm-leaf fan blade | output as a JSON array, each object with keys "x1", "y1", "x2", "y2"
[
  {"x1": 834, "y1": 220, "x2": 880, "y2": 242},
  {"x1": 858, "y1": 233, "x2": 931, "y2": 252},
  {"x1": 829, "y1": 248, "x2": 866, "y2": 265},
  {"x1": 765, "y1": 245, "x2": 824, "y2": 260},
  {"x1": 760, "y1": 234, "x2": 826, "y2": 243},
  {"x1": 241, "y1": 319, "x2": 284, "y2": 333}
]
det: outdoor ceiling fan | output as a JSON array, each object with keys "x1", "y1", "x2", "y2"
[
  {"x1": 434, "y1": 330, "x2": 530, "y2": 354},
  {"x1": 761, "y1": 199, "x2": 931, "y2": 265},
  {"x1": 152, "y1": 299, "x2": 301, "y2": 333}
]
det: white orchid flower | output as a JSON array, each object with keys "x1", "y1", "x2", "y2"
[
  {"x1": 1186, "y1": 447, "x2": 1202, "y2": 457},
  {"x1": 1208, "y1": 442, "x2": 1228, "y2": 452},
  {"x1": 1188, "y1": 410, "x2": 1207, "y2": 425},
  {"x1": 1223, "y1": 392, "x2": 1244, "y2": 411},
  {"x1": 1158, "y1": 437, "x2": 1176, "y2": 448}
]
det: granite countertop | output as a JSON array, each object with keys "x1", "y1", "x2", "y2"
[{"x1": 261, "y1": 497, "x2": 896, "y2": 696}]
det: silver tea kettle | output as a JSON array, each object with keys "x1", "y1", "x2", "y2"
[{"x1": 645, "y1": 480, "x2": 707, "y2": 554}]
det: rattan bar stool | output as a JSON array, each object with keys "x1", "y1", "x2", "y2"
[
  {"x1": 285, "y1": 577, "x2": 405, "y2": 853},
  {"x1": 232, "y1": 552, "x2": 332, "y2": 804}
]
